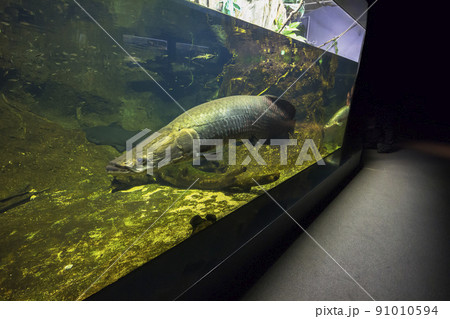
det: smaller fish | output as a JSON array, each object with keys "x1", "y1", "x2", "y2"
[
  {"x1": 190, "y1": 53, "x2": 217, "y2": 61},
  {"x1": 324, "y1": 105, "x2": 349, "y2": 130},
  {"x1": 323, "y1": 105, "x2": 349, "y2": 146},
  {"x1": 124, "y1": 56, "x2": 144, "y2": 64}
]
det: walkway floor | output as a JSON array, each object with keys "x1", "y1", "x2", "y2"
[{"x1": 243, "y1": 145, "x2": 450, "y2": 300}]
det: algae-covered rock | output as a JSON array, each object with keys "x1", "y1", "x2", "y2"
[
  {"x1": 0, "y1": 98, "x2": 259, "y2": 299},
  {"x1": 0, "y1": 96, "x2": 115, "y2": 200}
]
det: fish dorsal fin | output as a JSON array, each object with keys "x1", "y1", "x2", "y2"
[{"x1": 263, "y1": 95, "x2": 296, "y2": 119}]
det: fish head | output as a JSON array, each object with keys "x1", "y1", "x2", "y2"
[
  {"x1": 323, "y1": 105, "x2": 350, "y2": 145},
  {"x1": 324, "y1": 105, "x2": 349, "y2": 130},
  {"x1": 106, "y1": 152, "x2": 139, "y2": 174},
  {"x1": 106, "y1": 127, "x2": 199, "y2": 175}
]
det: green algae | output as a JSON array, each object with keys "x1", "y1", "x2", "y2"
[{"x1": 0, "y1": 100, "x2": 261, "y2": 299}]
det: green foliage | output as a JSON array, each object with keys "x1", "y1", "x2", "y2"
[
  {"x1": 274, "y1": 2, "x2": 306, "y2": 42},
  {"x1": 219, "y1": 0, "x2": 241, "y2": 17},
  {"x1": 275, "y1": 20, "x2": 307, "y2": 43}
]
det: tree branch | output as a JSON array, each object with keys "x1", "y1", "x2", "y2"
[
  {"x1": 278, "y1": 0, "x2": 304, "y2": 33},
  {"x1": 318, "y1": 23, "x2": 357, "y2": 48}
]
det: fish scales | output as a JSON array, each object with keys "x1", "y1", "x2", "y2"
[
  {"x1": 106, "y1": 95, "x2": 295, "y2": 174},
  {"x1": 168, "y1": 95, "x2": 292, "y2": 139}
]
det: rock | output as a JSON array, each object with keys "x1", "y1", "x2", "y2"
[
  {"x1": 190, "y1": 214, "x2": 217, "y2": 235},
  {"x1": 0, "y1": 97, "x2": 115, "y2": 200}
]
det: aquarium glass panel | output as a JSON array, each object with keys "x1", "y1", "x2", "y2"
[
  {"x1": 0, "y1": 0, "x2": 365, "y2": 300},
  {"x1": 188, "y1": 0, "x2": 366, "y2": 62}
]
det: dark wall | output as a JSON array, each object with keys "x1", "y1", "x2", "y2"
[{"x1": 354, "y1": 0, "x2": 448, "y2": 142}]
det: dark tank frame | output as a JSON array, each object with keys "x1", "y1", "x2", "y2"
[{"x1": 88, "y1": 0, "x2": 368, "y2": 300}]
